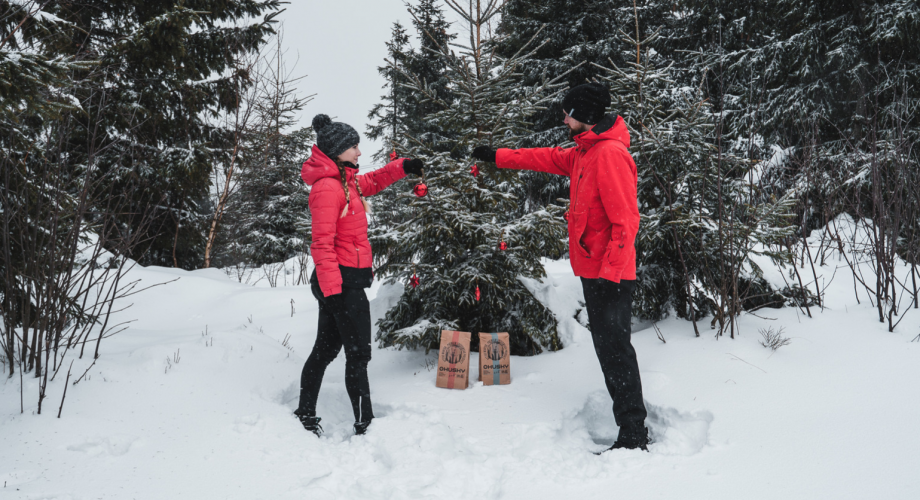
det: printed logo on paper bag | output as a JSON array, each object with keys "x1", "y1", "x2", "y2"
[
  {"x1": 482, "y1": 339, "x2": 508, "y2": 361},
  {"x1": 441, "y1": 342, "x2": 467, "y2": 364}
]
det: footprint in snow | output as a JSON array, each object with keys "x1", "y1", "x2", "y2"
[
  {"x1": 66, "y1": 435, "x2": 138, "y2": 456},
  {"x1": 575, "y1": 390, "x2": 713, "y2": 455}
]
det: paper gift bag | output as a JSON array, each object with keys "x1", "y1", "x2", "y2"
[
  {"x1": 478, "y1": 332, "x2": 511, "y2": 385},
  {"x1": 436, "y1": 330, "x2": 471, "y2": 390}
]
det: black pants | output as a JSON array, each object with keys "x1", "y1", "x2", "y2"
[
  {"x1": 295, "y1": 277, "x2": 374, "y2": 423},
  {"x1": 581, "y1": 277, "x2": 648, "y2": 441}
]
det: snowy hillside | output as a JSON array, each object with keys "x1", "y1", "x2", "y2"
[{"x1": 2, "y1": 231, "x2": 919, "y2": 499}]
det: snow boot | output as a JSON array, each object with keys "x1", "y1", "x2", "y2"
[
  {"x1": 296, "y1": 415, "x2": 323, "y2": 437},
  {"x1": 604, "y1": 439, "x2": 650, "y2": 452},
  {"x1": 353, "y1": 420, "x2": 372, "y2": 436},
  {"x1": 597, "y1": 427, "x2": 651, "y2": 454}
]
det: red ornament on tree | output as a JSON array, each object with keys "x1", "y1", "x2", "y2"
[
  {"x1": 499, "y1": 240, "x2": 507, "y2": 251},
  {"x1": 563, "y1": 211, "x2": 569, "y2": 221},
  {"x1": 470, "y1": 164, "x2": 479, "y2": 177},
  {"x1": 475, "y1": 285, "x2": 481, "y2": 301},
  {"x1": 413, "y1": 183, "x2": 428, "y2": 197},
  {"x1": 410, "y1": 274, "x2": 420, "y2": 288},
  {"x1": 389, "y1": 150, "x2": 398, "y2": 161}
]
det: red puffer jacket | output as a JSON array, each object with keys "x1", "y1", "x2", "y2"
[
  {"x1": 495, "y1": 114, "x2": 639, "y2": 283},
  {"x1": 301, "y1": 145, "x2": 407, "y2": 296}
]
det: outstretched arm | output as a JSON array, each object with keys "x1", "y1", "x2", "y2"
[
  {"x1": 356, "y1": 158, "x2": 409, "y2": 196},
  {"x1": 494, "y1": 147, "x2": 575, "y2": 176}
]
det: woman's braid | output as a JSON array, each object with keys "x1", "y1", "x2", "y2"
[{"x1": 335, "y1": 160, "x2": 370, "y2": 218}]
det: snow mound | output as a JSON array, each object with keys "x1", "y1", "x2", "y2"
[
  {"x1": 2, "y1": 246, "x2": 919, "y2": 499},
  {"x1": 571, "y1": 391, "x2": 712, "y2": 455}
]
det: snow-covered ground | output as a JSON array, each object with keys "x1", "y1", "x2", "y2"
[{"x1": 3, "y1": 231, "x2": 920, "y2": 498}]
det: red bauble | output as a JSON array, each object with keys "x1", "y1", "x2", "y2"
[
  {"x1": 470, "y1": 164, "x2": 479, "y2": 177},
  {"x1": 499, "y1": 241, "x2": 507, "y2": 251},
  {"x1": 475, "y1": 285, "x2": 481, "y2": 301},
  {"x1": 389, "y1": 150, "x2": 397, "y2": 161},
  {"x1": 563, "y1": 211, "x2": 569, "y2": 221},
  {"x1": 413, "y1": 183, "x2": 428, "y2": 197},
  {"x1": 410, "y1": 274, "x2": 419, "y2": 288}
]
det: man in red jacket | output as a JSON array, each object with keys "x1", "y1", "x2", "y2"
[{"x1": 473, "y1": 83, "x2": 649, "y2": 452}]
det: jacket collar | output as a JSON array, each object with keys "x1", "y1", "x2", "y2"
[
  {"x1": 573, "y1": 114, "x2": 631, "y2": 151},
  {"x1": 301, "y1": 145, "x2": 357, "y2": 186}
]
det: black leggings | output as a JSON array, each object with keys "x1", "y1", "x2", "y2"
[
  {"x1": 295, "y1": 277, "x2": 373, "y2": 423},
  {"x1": 581, "y1": 277, "x2": 647, "y2": 438}
]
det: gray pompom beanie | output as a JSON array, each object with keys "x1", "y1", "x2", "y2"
[{"x1": 312, "y1": 114, "x2": 360, "y2": 160}]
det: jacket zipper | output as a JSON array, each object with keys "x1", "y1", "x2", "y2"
[{"x1": 572, "y1": 148, "x2": 587, "y2": 209}]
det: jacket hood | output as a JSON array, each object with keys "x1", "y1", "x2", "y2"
[
  {"x1": 301, "y1": 145, "x2": 353, "y2": 186},
  {"x1": 574, "y1": 114, "x2": 630, "y2": 150}
]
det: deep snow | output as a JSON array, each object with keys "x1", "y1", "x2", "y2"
[{"x1": 2, "y1": 230, "x2": 920, "y2": 499}]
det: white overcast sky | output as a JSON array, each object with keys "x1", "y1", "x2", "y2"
[{"x1": 278, "y1": 1, "x2": 468, "y2": 167}]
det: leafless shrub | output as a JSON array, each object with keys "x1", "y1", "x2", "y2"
[{"x1": 759, "y1": 326, "x2": 791, "y2": 351}]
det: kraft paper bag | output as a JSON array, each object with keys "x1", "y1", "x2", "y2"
[
  {"x1": 478, "y1": 332, "x2": 511, "y2": 385},
  {"x1": 436, "y1": 330, "x2": 471, "y2": 390}
]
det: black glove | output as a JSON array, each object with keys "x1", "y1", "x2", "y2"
[
  {"x1": 472, "y1": 145, "x2": 497, "y2": 163},
  {"x1": 403, "y1": 158, "x2": 424, "y2": 177},
  {"x1": 323, "y1": 292, "x2": 346, "y2": 314}
]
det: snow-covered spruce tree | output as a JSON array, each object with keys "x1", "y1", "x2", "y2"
[
  {"x1": 595, "y1": 25, "x2": 796, "y2": 337},
  {"x1": 372, "y1": 0, "x2": 571, "y2": 355},
  {"x1": 209, "y1": 32, "x2": 314, "y2": 270},
  {"x1": 665, "y1": 0, "x2": 920, "y2": 324},
  {"x1": 367, "y1": 21, "x2": 414, "y2": 166},
  {"x1": 366, "y1": 1, "x2": 456, "y2": 236},
  {"x1": 368, "y1": 0, "x2": 456, "y2": 163},
  {"x1": 1, "y1": 5, "x2": 161, "y2": 392},
  {"x1": 20, "y1": 0, "x2": 283, "y2": 269},
  {"x1": 0, "y1": 9, "x2": 87, "y2": 375},
  {"x1": 670, "y1": 0, "x2": 920, "y2": 230},
  {"x1": 216, "y1": 122, "x2": 314, "y2": 269},
  {"x1": 224, "y1": 128, "x2": 313, "y2": 267},
  {"x1": 492, "y1": 0, "x2": 678, "y2": 215}
]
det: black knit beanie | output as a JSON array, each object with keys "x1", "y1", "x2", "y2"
[
  {"x1": 312, "y1": 114, "x2": 360, "y2": 160},
  {"x1": 561, "y1": 83, "x2": 611, "y2": 125}
]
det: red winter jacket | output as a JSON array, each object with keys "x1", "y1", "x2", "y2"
[
  {"x1": 301, "y1": 145, "x2": 407, "y2": 297},
  {"x1": 496, "y1": 114, "x2": 639, "y2": 283}
]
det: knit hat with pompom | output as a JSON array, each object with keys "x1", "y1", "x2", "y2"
[{"x1": 312, "y1": 114, "x2": 360, "y2": 160}]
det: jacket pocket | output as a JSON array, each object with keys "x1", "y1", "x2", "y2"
[
  {"x1": 605, "y1": 227, "x2": 627, "y2": 265},
  {"x1": 569, "y1": 211, "x2": 590, "y2": 257}
]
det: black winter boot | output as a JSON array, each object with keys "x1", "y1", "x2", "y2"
[
  {"x1": 353, "y1": 420, "x2": 372, "y2": 436},
  {"x1": 296, "y1": 415, "x2": 323, "y2": 437},
  {"x1": 598, "y1": 427, "x2": 651, "y2": 453},
  {"x1": 605, "y1": 439, "x2": 650, "y2": 452}
]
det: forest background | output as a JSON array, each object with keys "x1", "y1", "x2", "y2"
[{"x1": 2, "y1": 0, "x2": 919, "y2": 394}]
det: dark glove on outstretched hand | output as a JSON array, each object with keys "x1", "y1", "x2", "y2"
[
  {"x1": 472, "y1": 145, "x2": 497, "y2": 163},
  {"x1": 403, "y1": 158, "x2": 424, "y2": 177}
]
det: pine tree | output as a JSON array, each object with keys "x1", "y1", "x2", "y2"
[
  {"x1": 366, "y1": 0, "x2": 457, "y2": 251},
  {"x1": 17, "y1": 0, "x2": 283, "y2": 269},
  {"x1": 372, "y1": 0, "x2": 572, "y2": 355},
  {"x1": 367, "y1": 0, "x2": 456, "y2": 164},
  {"x1": 595, "y1": 20, "x2": 796, "y2": 337},
  {"x1": 210, "y1": 31, "x2": 314, "y2": 270},
  {"x1": 367, "y1": 21, "x2": 413, "y2": 165},
  {"x1": 1, "y1": 5, "x2": 90, "y2": 372},
  {"x1": 219, "y1": 126, "x2": 314, "y2": 268},
  {"x1": 493, "y1": 0, "x2": 681, "y2": 222}
]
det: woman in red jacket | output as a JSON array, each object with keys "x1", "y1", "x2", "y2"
[{"x1": 295, "y1": 114, "x2": 423, "y2": 436}]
